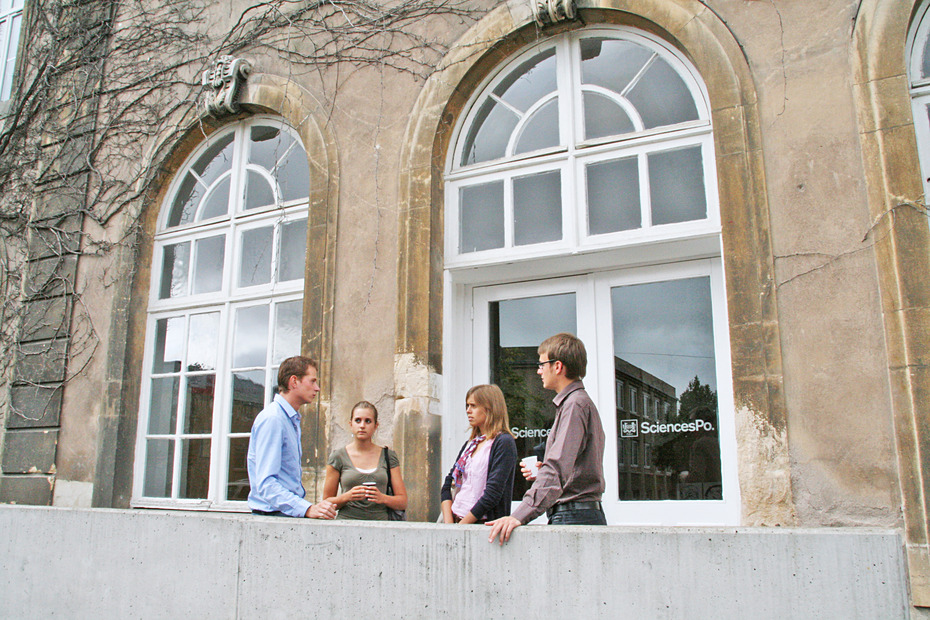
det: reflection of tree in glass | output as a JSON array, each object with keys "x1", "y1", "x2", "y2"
[
  {"x1": 678, "y1": 375, "x2": 717, "y2": 420},
  {"x1": 493, "y1": 346, "x2": 556, "y2": 500},
  {"x1": 654, "y1": 375, "x2": 717, "y2": 474}
]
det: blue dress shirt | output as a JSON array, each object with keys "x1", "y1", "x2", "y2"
[{"x1": 247, "y1": 394, "x2": 312, "y2": 517}]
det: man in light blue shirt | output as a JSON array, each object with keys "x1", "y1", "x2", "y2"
[{"x1": 247, "y1": 356, "x2": 336, "y2": 519}]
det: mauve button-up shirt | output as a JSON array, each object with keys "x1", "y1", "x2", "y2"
[{"x1": 511, "y1": 381, "x2": 605, "y2": 524}]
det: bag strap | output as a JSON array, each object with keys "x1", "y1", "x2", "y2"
[{"x1": 383, "y1": 446, "x2": 394, "y2": 495}]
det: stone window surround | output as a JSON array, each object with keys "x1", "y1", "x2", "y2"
[
  {"x1": 852, "y1": 0, "x2": 930, "y2": 606},
  {"x1": 106, "y1": 74, "x2": 340, "y2": 510},
  {"x1": 394, "y1": 0, "x2": 792, "y2": 525}
]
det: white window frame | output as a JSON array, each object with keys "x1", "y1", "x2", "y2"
[
  {"x1": 445, "y1": 27, "x2": 716, "y2": 271},
  {"x1": 133, "y1": 117, "x2": 309, "y2": 511},
  {"x1": 0, "y1": 0, "x2": 24, "y2": 101},
  {"x1": 443, "y1": 26, "x2": 738, "y2": 526}
]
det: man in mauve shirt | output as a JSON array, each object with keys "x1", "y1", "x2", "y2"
[{"x1": 488, "y1": 333, "x2": 606, "y2": 544}]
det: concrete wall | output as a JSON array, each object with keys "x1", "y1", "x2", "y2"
[{"x1": 0, "y1": 506, "x2": 911, "y2": 618}]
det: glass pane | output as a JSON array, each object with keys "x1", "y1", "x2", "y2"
[
  {"x1": 192, "y1": 132, "x2": 234, "y2": 188},
  {"x1": 167, "y1": 173, "x2": 203, "y2": 228},
  {"x1": 230, "y1": 370, "x2": 266, "y2": 433},
  {"x1": 178, "y1": 438, "x2": 211, "y2": 499},
  {"x1": 922, "y1": 33, "x2": 930, "y2": 80},
  {"x1": 239, "y1": 226, "x2": 273, "y2": 287},
  {"x1": 198, "y1": 176, "x2": 230, "y2": 221},
  {"x1": 233, "y1": 305, "x2": 269, "y2": 368},
  {"x1": 513, "y1": 170, "x2": 561, "y2": 246},
  {"x1": 587, "y1": 157, "x2": 641, "y2": 234},
  {"x1": 460, "y1": 99, "x2": 520, "y2": 166},
  {"x1": 187, "y1": 312, "x2": 219, "y2": 371},
  {"x1": 273, "y1": 300, "x2": 302, "y2": 365},
  {"x1": 1, "y1": 13, "x2": 19, "y2": 101},
  {"x1": 278, "y1": 219, "x2": 307, "y2": 282},
  {"x1": 611, "y1": 277, "x2": 721, "y2": 501},
  {"x1": 581, "y1": 37, "x2": 653, "y2": 97},
  {"x1": 152, "y1": 317, "x2": 184, "y2": 373},
  {"x1": 249, "y1": 124, "x2": 289, "y2": 171},
  {"x1": 648, "y1": 146, "x2": 706, "y2": 225},
  {"x1": 148, "y1": 377, "x2": 179, "y2": 434},
  {"x1": 227, "y1": 437, "x2": 252, "y2": 500},
  {"x1": 159, "y1": 241, "x2": 190, "y2": 299},
  {"x1": 583, "y1": 92, "x2": 636, "y2": 140},
  {"x1": 627, "y1": 57, "x2": 699, "y2": 129},
  {"x1": 489, "y1": 293, "x2": 576, "y2": 501},
  {"x1": 143, "y1": 439, "x2": 174, "y2": 498},
  {"x1": 514, "y1": 99, "x2": 560, "y2": 155},
  {"x1": 494, "y1": 47, "x2": 557, "y2": 112},
  {"x1": 192, "y1": 235, "x2": 225, "y2": 295},
  {"x1": 460, "y1": 181, "x2": 504, "y2": 253},
  {"x1": 277, "y1": 149, "x2": 310, "y2": 202},
  {"x1": 244, "y1": 169, "x2": 276, "y2": 211},
  {"x1": 183, "y1": 374, "x2": 215, "y2": 433}
]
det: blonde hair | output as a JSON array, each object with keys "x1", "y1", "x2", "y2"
[{"x1": 466, "y1": 384, "x2": 514, "y2": 440}]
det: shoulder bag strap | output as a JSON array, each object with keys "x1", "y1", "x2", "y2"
[{"x1": 383, "y1": 446, "x2": 394, "y2": 495}]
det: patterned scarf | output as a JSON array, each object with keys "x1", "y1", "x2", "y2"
[{"x1": 452, "y1": 434, "x2": 486, "y2": 488}]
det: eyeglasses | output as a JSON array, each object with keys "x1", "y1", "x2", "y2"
[{"x1": 536, "y1": 359, "x2": 560, "y2": 368}]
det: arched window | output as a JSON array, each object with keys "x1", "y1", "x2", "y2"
[
  {"x1": 443, "y1": 28, "x2": 738, "y2": 525},
  {"x1": 909, "y1": 1, "x2": 930, "y2": 199},
  {"x1": 134, "y1": 116, "x2": 309, "y2": 510},
  {"x1": 446, "y1": 27, "x2": 716, "y2": 265}
]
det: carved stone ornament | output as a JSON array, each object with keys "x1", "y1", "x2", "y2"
[
  {"x1": 533, "y1": 0, "x2": 576, "y2": 26},
  {"x1": 200, "y1": 56, "x2": 252, "y2": 117}
]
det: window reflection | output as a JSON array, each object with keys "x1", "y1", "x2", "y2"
[
  {"x1": 611, "y1": 277, "x2": 721, "y2": 501},
  {"x1": 488, "y1": 293, "x2": 576, "y2": 501}
]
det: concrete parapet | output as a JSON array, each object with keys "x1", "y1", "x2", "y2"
[{"x1": 0, "y1": 506, "x2": 911, "y2": 618}]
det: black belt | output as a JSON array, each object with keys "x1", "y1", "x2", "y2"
[{"x1": 547, "y1": 501, "x2": 603, "y2": 516}]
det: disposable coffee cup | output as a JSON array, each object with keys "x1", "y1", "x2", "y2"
[
  {"x1": 362, "y1": 481, "x2": 376, "y2": 501},
  {"x1": 521, "y1": 456, "x2": 540, "y2": 479}
]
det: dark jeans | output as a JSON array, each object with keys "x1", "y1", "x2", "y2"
[
  {"x1": 548, "y1": 507, "x2": 607, "y2": 525},
  {"x1": 251, "y1": 509, "x2": 287, "y2": 517}
]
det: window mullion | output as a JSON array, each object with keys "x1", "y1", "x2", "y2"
[
  {"x1": 210, "y1": 304, "x2": 232, "y2": 504},
  {"x1": 639, "y1": 151, "x2": 652, "y2": 228}
]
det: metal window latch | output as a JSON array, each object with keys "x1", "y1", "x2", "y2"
[{"x1": 200, "y1": 56, "x2": 252, "y2": 117}]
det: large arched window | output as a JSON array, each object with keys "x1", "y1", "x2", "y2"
[
  {"x1": 133, "y1": 116, "x2": 310, "y2": 510},
  {"x1": 443, "y1": 27, "x2": 738, "y2": 525}
]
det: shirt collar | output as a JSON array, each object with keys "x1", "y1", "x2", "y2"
[
  {"x1": 552, "y1": 380, "x2": 585, "y2": 407},
  {"x1": 274, "y1": 393, "x2": 301, "y2": 422}
]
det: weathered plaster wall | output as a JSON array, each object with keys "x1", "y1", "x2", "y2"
[
  {"x1": 717, "y1": 0, "x2": 900, "y2": 527},
  {"x1": 30, "y1": 0, "x2": 915, "y2": 547}
]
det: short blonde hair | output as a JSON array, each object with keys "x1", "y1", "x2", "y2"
[{"x1": 466, "y1": 384, "x2": 514, "y2": 440}]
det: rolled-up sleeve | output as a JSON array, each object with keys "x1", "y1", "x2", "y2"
[{"x1": 511, "y1": 404, "x2": 585, "y2": 523}]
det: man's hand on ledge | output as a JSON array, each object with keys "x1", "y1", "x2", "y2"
[
  {"x1": 486, "y1": 516, "x2": 521, "y2": 545},
  {"x1": 306, "y1": 500, "x2": 337, "y2": 519}
]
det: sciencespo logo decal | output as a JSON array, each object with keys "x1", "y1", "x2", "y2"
[{"x1": 619, "y1": 419, "x2": 714, "y2": 438}]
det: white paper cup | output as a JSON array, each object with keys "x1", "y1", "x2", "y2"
[{"x1": 521, "y1": 456, "x2": 540, "y2": 479}]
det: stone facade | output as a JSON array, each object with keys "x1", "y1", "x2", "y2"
[{"x1": 0, "y1": 0, "x2": 928, "y2": 609}]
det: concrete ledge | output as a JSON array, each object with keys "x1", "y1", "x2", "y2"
[{"x1": 0, "y1": 506, "x2": 910, "y2": 618}]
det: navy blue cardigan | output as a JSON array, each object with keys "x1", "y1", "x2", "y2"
[{"x1": 440, "y1": 433, "x2": 517, "y2": 522}]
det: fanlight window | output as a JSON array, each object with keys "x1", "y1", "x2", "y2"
[
  {"x1": 447, "y1": 29, "x2": 715, "y2": 264},
  {"x1": 136, "y1": 117, "x2": 310, "y2": 509}
]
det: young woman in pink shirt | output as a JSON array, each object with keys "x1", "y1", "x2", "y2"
[{"x1": 440, "y1": 384, "x2": 517, "y2": 524}]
